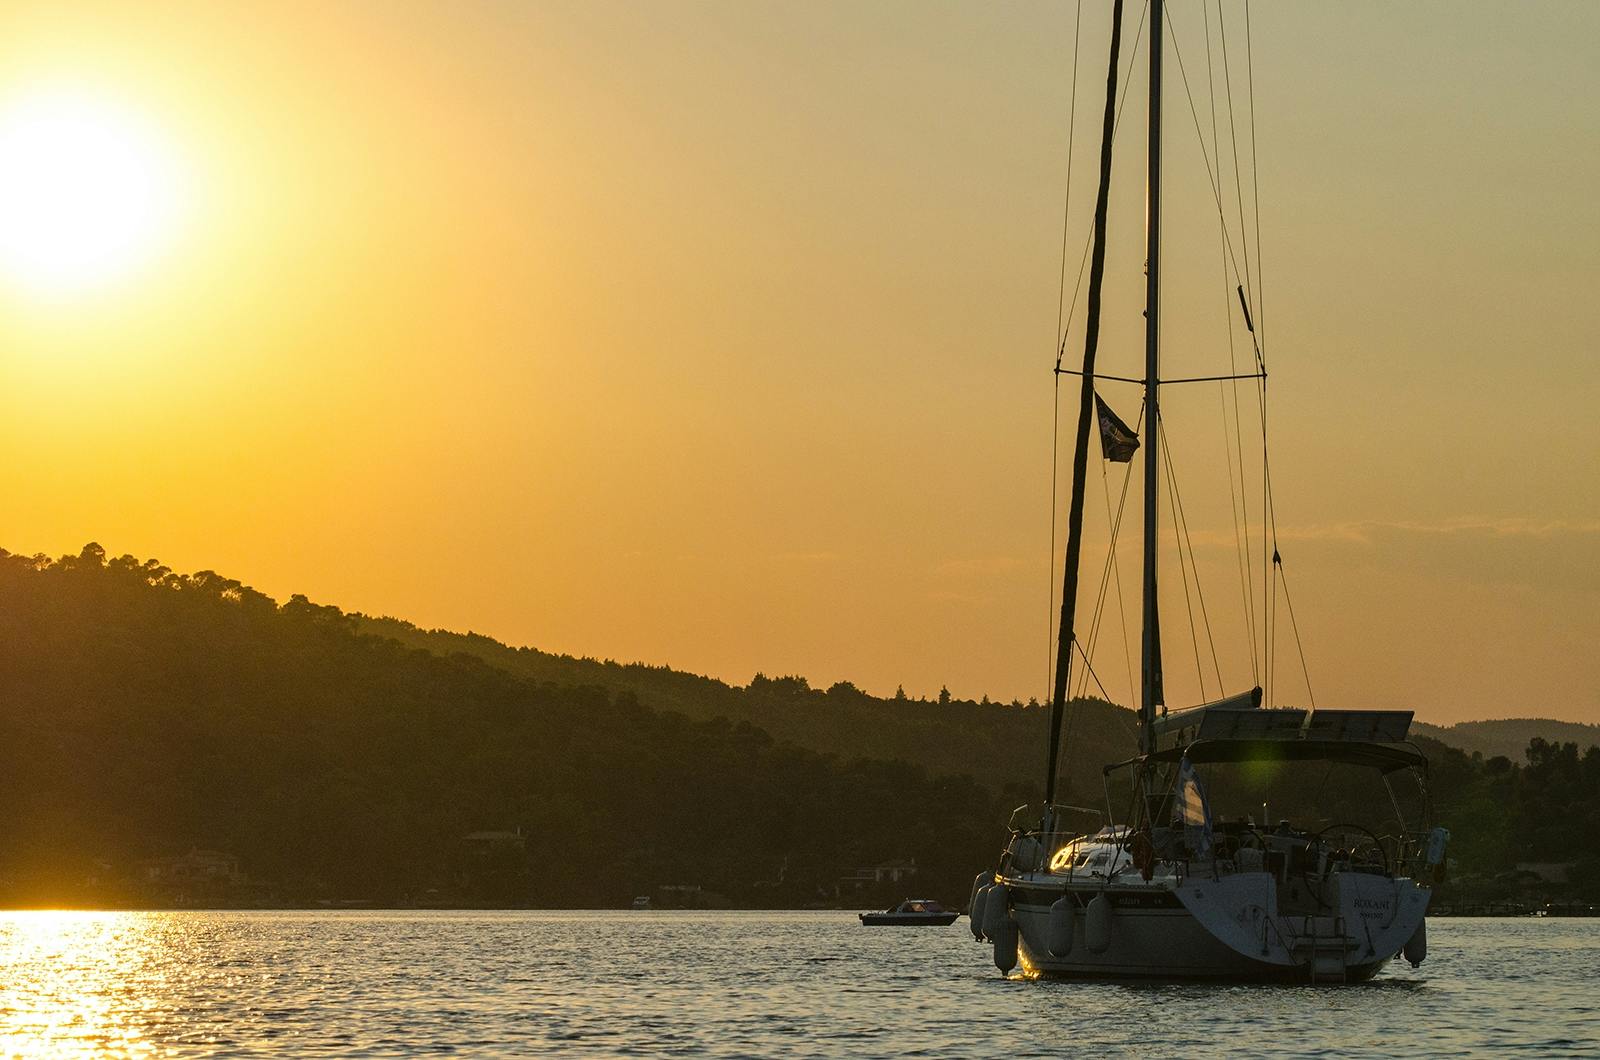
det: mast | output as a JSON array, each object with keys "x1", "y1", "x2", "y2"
[
  {"x1": 1042, "y1": 0, "x2": 1126, "y2": 810},
  {"x1": 1140, "y1": 0, "x2": 1165, "y2": 757}
]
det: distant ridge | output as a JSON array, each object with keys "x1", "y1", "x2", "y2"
[
  {"x1": 1412, "y1": 718, "x2": 1600, "y2": 762},
  {"x1": 355, "y1": 615, "x2": 1600, "y2": 779},
  {"x1": 350, "y1": 613, "x2": 1137, "y2": 799}
]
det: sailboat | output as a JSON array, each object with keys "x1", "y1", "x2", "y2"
[{"x1": 968, "y1": 0, "x2": 1449, "y2": 981}]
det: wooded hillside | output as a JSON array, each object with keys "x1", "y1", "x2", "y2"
[{"x1": 2, "y1": 545, "x2": 1594, "y2": 908}]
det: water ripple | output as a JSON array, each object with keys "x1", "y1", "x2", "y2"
[{"x1": 0, "y1": 912, "x2": 1596, "y2": 1056}]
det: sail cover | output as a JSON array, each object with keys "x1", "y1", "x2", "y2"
[
  {"x1": 1172, "y1": 757, "x2": 1213, "y2": 858},
  {"x1": 1094, "y1": 394, "x2": 1140, "y2": 462}
]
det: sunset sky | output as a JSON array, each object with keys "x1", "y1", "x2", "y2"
[{"x1": 0, "y1": 1, "x2": 1593, "y2": 725}]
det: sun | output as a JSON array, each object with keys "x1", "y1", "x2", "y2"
[{"x1": 0, "y1": 87, "x2": 185, "y2": 298}]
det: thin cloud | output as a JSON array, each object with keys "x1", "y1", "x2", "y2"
[
  {"x1": 770, "y1": 550, "x2": 840, "y2": 564},
  {"x1": 933, "y1": 555, "x2": 1030, "y2": 578},
  {"x1": 1185, "y1": 517, "x2": 1600, "y2": 548}
]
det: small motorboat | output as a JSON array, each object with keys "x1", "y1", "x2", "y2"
[{"x1": 859, "y1": 899, "x2": 960, "y2": 926}]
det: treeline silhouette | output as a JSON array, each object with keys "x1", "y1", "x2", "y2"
[
  {"x1": 0, "y1": 545, "x2": 1018, "y2": 907},
  {"x1": 353, "y1": 613, "x2": 1139, "y2": 799},
  {"x1": 1412, "y1": 717, "x2": 1600, "y2": 763},
  {"x1": 0, "y1": 545, "x2": 1594, "y2": 907}
]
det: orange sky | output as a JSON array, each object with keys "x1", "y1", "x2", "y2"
[{"x1": 0, "y1": 2, "x2": 1594, "y2": 725}]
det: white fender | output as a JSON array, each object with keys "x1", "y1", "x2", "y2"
[
  {"x1": 1047, "y1": 895, "x2": 1075, "y2": 956},
  {"x1": 968, "y1": 873, "x2": 991, "y2": 940},
  {"x1": 969, "y1": 871, "x2": 990, "y2": 909},
  {"x1": 1403, "y1": 918, "x2": 1427, "y2": 967},
  {"x1": 992, "y1": 915, "x2": 1019, "y2": 974},
  {"x1": 983, "y1": 884, "x2": 1012, "y2": 942},
  {"x1": 970, "y1": 884, "x2": 993, "y2": 941},
  {"x1": 1086, "y1": 893, "x2": 1113, "y2": 954}
]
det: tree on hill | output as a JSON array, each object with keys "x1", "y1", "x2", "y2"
[{"x1": 0, "y1": 546, "x2": 1013, "y2": 908}]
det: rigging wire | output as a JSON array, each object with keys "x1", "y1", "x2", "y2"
[
  {"x1": 1047, "y1": 0, "x2": 1084, "y2": 707},
  {"x1": 1170, "y1": 1, "x2": 1295, "y2": 709},
  {"x1": 1144, "y1": 2, "x2": 1293, "y2": 712},
  {"x1": 1245, "y1": 0, "x2": 1266, "y2": 357},
  {"x1": 1242, "y1": 0, "x2": 1287, "y2": 705},
  {"x1": 1062, "y1": 451, "x2": 1139, "y2": 784},
  {"x1": 1074, "y1": 408, "x2": 1140, "y2": 698},
  {"x1": 1160, "y1": 421, "x2": 1225, "y2": 698},
  {"x1": 1207, "y1": 0, "x2": 1275, "y2": 701},
  {"x1": 1162, "y1": 2, "x2": 1272, "y2": 699},
  {"x1": 1044, "y1": 0, "x2": 1133, "y2": 807},
  {"x1": 1225, "y1": 0, "x2": 1274, "y2": 701},
  {"x1": 1048, "y1": 372, "x2": 1063, "y2": 701},
  {"x1": 1203, "y1": 0, "x2": 1254, "y2": 685},
  {"x1": 1076, "y1": 428, "x2": 1139, "y2": 703},
  {"x1": 1203, "y1": 2, "x2": 1254, "y2": 688},
  {"x1": 1163, "y1": 427, "x2": 1208, "y2": 702},
  {"x1": 1161, "y1": 9, "x2": 1254, "y2": 307},
  {"x1": 1263, "y1": 384, "x2": 1272, "y2": 705},
  {"x1": 1100, "y1": 456, "x2": 1138, "y2": 702},
  {"x1": 1202, "y1": 0, "x2": 1260, "y2": 685},
  {"x1": 1276, "y1": 551, "x2": 1316, "y2": 707},
  {"x1": 1047, "y1": 1, "x2": 1147, "y2": 792},
  {"x1": 1052, "y1": 0, "x2": 1085, "y2": 365},
  {"x1": 1217, "y1": 0, "x2": 1255, "y2": 321},
  {"x1": 1054, "y1": 0, "x2": 1151, "y2": 354},
  {"x1": 1173, "y1": 4, "x2": 1271, "y2": 702},
  {"x1": 1049, "y1": 0, "x2": 1303, "y2": 740},
  {"x1": 1268, "y1": 545, "x2": 1278, "y2": 707},
  {"x1": 1073, "y1": 637, "x2": 1118, "y2": 712},
  {"x1": 1221, "y1": 374, "x2": 1258, "y2": 683},
  {"x1": 1062, "y1": 408, "x2": 1141, "y2": 788},
  {"x1": 1260, "y1": 388, "x2": 1280, "y2": 706}
]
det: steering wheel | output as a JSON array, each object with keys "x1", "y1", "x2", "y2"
[{"x1": 1314, "y1": 822, "x2": 1390, "y2": 876}]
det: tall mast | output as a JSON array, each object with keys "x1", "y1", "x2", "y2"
[
  {"x1": 1140, "y1": 0, "x2": 1164, "y2": 757},
  {"x1": 1042, "y1": 0, "x2": 1126, "y2": 809}
]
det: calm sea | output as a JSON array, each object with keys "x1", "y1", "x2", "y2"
[{"x1": 1, "y1": 911, "x2": 1596, "y2": 1057}]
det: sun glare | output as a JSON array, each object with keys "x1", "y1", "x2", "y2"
[{"x1": 0, "y1": 88, "x2": 185, "y2": 298}]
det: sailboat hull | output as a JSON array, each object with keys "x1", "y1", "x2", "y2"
[
  {"x1": 996, "y1": 872, "x2": 1429, "y2": 983},
  {"x1": 1011, "y1": 902, "x2": 1390, "y2": 982}
]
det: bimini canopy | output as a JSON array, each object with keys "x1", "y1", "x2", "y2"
[{"x1": 1105, "y1": 738, "x2": 1428, "y2": 776}]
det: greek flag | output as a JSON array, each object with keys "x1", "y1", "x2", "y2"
[{"x1": 1172, "y1": 757, "x2": 1213, "y2": 859}]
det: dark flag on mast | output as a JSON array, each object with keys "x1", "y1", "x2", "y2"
[{"x1": 1094, "y1": 394, "x2": 1140, "y2": 462}]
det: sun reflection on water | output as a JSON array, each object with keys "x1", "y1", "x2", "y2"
[{"x1": 1, "y1": 911, "x2": 162, "y2": 1058}]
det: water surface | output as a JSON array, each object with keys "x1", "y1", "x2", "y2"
[{"x1": 2, "y1": 911, "x2": 1595, "y2": 1056}]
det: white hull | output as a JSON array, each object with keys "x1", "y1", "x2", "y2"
[
  {"x1": 1016, "y1": 903, "x2": 1303, "y2": 979},
  {"x1": 988, "y1": 869, "x2": 1431, "y2": 983}
]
